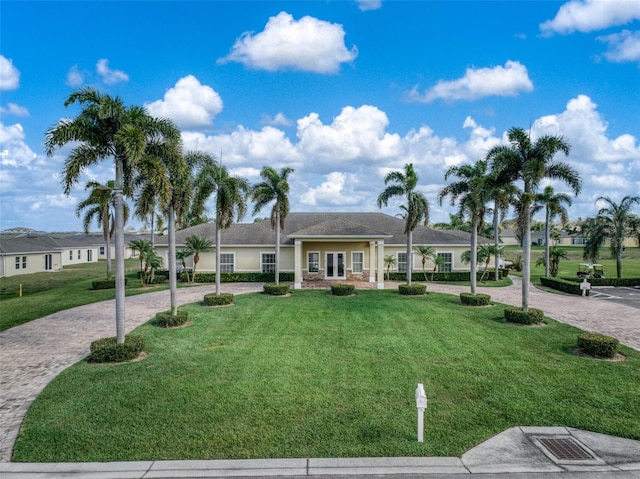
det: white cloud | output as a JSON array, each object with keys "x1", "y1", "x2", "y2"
[
  {"x1": 540, "y1": 0, "x2": 640, "y2": 36},
  {"x1": 219, "y1": 11, "x2": 358, "y2": 73},
  {"x1": 261, "y1": 112, "x2": 293, "y2": 127},
  {"x1": 0, "y1": 55, "x2": 20, "y2": 90},
  {"x1": 300, "y1": 172, "x2": 362, "y2": 206},
  {"x1": 0, "y1": 123, "x2": 37, "y2": 167},
  {"x1": 66, "y1": 65, "x2": 85, "y2": 87},
  {"x1": 0, "y1": 103, "x2": 29, "y2": 117},
  {"x1": 597, "y1": 29, "x2": 640, "y2": 62},
  {"x1": 409, "y1": 61, "x2": 533, "y2": 102},
  {"x1": 96, "y1": 59, "x2": 129, "y2": 85},
  {"x1": 145, "y1": 75, "x2": 223, "y2": 130},
  {"x1": 357, "y1": 0, "x2": 382, "y2": 11}
]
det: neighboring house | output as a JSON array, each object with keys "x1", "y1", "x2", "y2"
[
  {"x1": 0, "y1": 232, "x2": 64, "y2": 277},
  {"x1": 155, "y1": 212, "x2": 489, "y2": 289}
]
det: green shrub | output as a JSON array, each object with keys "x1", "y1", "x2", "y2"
[
  {"x1": 560, "y1": 277, "x2": 640, "y2": 288},
  {"x1": 398, "y1": 283, "x2": 426, "y2": 295},
  {"x1": 330, "y1": 284, "x2": 355, "y2": 296},
  {"x1": 152, "y1": 310, "x2": 189, "y2": 328},
  {"x1": 186, "y1": 272, "x2": 295, "y2": 283},
  {"x1": 540, "y1": 277, "x2": 587, "y2": 296},
  {"x1": 387, "y1": 270, "x2": 507, "y2": 282},
  {"x1": 577, "y1": 333, "x2": 619, "y2": 358},
  {"x1": 203, "y1": 292, "x2": 234, "y2": 306},
  {"x1": 91, "y1": 279, "x2": 128, "y2": 290},
  {"x1": 263, "y1": 283, "x2": 290, "y2": 296},
  {"x1": 460, "y1": 293, "x2": 491, "y2": 306},
  {"x1": 88, "y1": 335, "x2": 145, "y2": 363},
  {"x1": 504, "y1": 307, "x2": 544, "y2": 325}
]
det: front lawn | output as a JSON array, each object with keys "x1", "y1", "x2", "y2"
[{"x1": 13, "y1": 290, "x2": 639, "y2": 462}]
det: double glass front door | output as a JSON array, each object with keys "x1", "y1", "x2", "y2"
[{"x1": 325, "y1": 252, "x2": 345, "y2": 279}]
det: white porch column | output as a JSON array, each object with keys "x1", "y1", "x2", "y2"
[
  {"x1": 377, "y1": 240, "x2": 385, "y2": 289},
  {"x1": 369, "y1": 241, "x2": 376, "y2": 283},
  {"x1": 294, "y1": 239, "x2": 303, "y2": 289}
]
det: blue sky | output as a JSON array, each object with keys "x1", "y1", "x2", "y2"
[{"x1": 1, "y1": 0, "x2": 639, "y2": 233}]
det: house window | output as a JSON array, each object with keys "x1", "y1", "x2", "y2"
[
  {"x1": 99, "y1": 246, "x2": 105, "y2": 255},
  {"x1": 77, "y1": 249, "x2": 81, "y2": 260},
  {"x1": 261, "y1": 253, "x2": 276, "y2": 273},
  {"x1": 45, "y1": 254, "x2": 53, "y2": 270},
  {"x1": 15, "y1": 256, "x2": 20, "y2": 270},
  {"x1": 22, "y1": 256, "x2": 27, "y2": 269},
  {"x1": 397, "y1": 252, "x2": 407, "y2": 273},
  {"x1": 69, "y1": 250, "x2": 73, "y2": 260},
  {"x1": 308, "y1": 252, "x2": 319, "y2": 273},
  {"x1": 219, "y1": 253, "x2": 234, "y2": 273},
  {"x1": 87, "y1": 250, "x2": 92, "y2": 261},
  {"x1": 572, "y1": 237, "x2": 587, "y2": 245},
  {"x1": 352, "y1": 252, "x2": 364, "y2": 273},
  {"x1": 437, "y1": 252, "x2": 453, "y2": 273}
]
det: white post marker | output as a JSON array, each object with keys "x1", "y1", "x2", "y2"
[
  {"x1": 415, "y1": 383, "x2": 427, "y2": 442},
  {"x1": 580, "y1": 278, "x2": 591, "y2": 297}
]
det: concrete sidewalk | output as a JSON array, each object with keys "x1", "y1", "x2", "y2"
[{"x1": 1, "y1": 427, "x2": 639, "y2": 478}]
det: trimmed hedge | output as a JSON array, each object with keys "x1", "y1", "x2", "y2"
[
  {"x1": 203, "y1": 292, "x2": 234, "y2": 306},
  {"x1": 504, "y1": 307, "x2": 545, "y2": 325},
  {"x1": 387, "y1": 269, "x2": 508, "y2": 282},
  {"x1": 88, "y1": 334, "x2": 145, "y2": 363},
  {"x1": 152, "y1": 310, "x2": 189, "y2": 328},
  {"x1": 577, "y1": 333, "x2": 619, "y2": 358},
  {"x1": 398, "y1": 283, "x2": 427, "y2": 295},
  {"x1": 331, "y1": 284, "x2": 355, "y2": 296},
  {"x1": 187, "y1": 272, "x2": 295, "y2": 283},
  {"x1": 560, "y1": 277, "x2": 640, "y2": 287},
  {"x1": 540, "y1": 277, "x2": 587, "y2": 296},
  {"x1": 460, "y1": 293, "x2": 491, "y2": 306},
  {"x1": 91, "y1": 279, "x2": 128, "y2": 290},
  {"x1": 263, "y1": 283, "x2": 290, "y2": 296}
]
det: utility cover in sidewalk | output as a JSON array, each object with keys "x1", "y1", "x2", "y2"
[{"x1": 531, "y1": 435, "x2": 604, "y2": 465}]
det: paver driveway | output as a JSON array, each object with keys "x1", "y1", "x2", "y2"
[{"x1": 0, "y1": 278, "x2": 637, "y2": 462}]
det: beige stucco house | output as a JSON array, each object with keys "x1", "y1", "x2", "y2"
[{"x1": 155, "y1": 212, "x2": 487, "y2": 289}]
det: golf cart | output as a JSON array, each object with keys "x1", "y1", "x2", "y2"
[{"x1": 577, "y1": 263, "x2": 605, "y2": 279}]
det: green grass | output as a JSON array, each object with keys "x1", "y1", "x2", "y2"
[
  {"x1": 503, "y1": 246, "x2": 640, "y2": 285},
  {"x1": 0, "y1": 260, "x2": 171, "y2": 331},
  {"x1": 13, "y1": 290, "x2": 640, "y2": 462}
]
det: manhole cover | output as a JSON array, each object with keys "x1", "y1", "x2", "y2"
[{"x1": 537, "y1": 437, "x2": 594, "y2": 460}]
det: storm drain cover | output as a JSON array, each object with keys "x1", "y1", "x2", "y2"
[{"x1": 537, "y1": 437, "x2": 594, "y2": 460}]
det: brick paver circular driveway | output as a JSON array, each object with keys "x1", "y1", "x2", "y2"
[{"x1": 0, "y1": 278, "x2": 637, "y2": 462}]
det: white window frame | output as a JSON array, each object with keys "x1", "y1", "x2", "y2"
[
  {"x1": 396, "y1": 252, "x2": 407, "y2": 273},
  {"x1": 437, "y1": 252, "x2": 453, "y2": 273},
  {"x1": 22, "y1": 256, "x2": 27, "y2": 269},
  {"x1": 99, "y1": 246, "x2": 105, "y2": 255},
  {"x1": 77, "y1": 249, "x2": 81, "y2": 260},
  {"x1": 261, "y1": 252, "x2": 276, "y2": 274},
  {"x1": 69, "y1": 250, "x2": 73, "y2": 260},
  {"x1": 15, "y1": 256, "x2": 20, "y2": 270},
  {"x1": 45, "y1": 254, "x2": 53, "y2": 270},
  {"x1": 219, "y1": 253, "x2": 235, "y2": 273},
  {"x1": 351, "y1": 251, "x2": 364, "y2": 273},
  {"x1": 307, "y1": 251, "x2": 320, "y2": 273},
  {"x1": 87, "y1": 250, "x2": 92, "y2": 262}
]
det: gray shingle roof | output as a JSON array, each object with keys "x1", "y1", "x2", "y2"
[{"x1": 0, "y1": 234, "x2": 63, "y2": 254}]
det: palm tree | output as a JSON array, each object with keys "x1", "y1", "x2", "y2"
[
  {"x1": 45, "y1": 88, "x2": 178, "y2": 343},
  {"x1": 582, "y1": 196, "x2": 640, "y2": 278},
  {"x1": 129, "y1": 239, "x2": 153, "y2": 275},
  {"x1": 184, "y1": 235, "x2": 214, "y2": 283},
  {"x1": 377, "y1": 163, "x2": 429, "y2": 285},
  {"x1": 439, "y1": 160, "x2": 489, "y2": 295},
  {"x1": 536, "y1": 246, "x2": 568, "y2": 278},
  {"x1": 383, "y1": 254, "x2": 396, "y2": 280},
  {"x1": 486, "y1": 179, "x2": 517, "y2": 281},
  {"x1": 75, "y1": 180, "x2": 129, "y2": 278},
  {"x1": 176, "y1": 248, "x2": 193, "y2": 283},
  {"x1": 251, "y1": 166, "x2": 295, "y2": 285},
  {"x1": 534, "y1": 186, "x2": 572, "y2": 278},
  {"x1": 487, "y1": 127, "x2": 581, "y2": 312},
  {"x1": 414, "y1": 246, "x2": 437, "y2": 282}
]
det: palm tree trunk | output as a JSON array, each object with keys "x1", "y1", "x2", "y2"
[
  {"x1": 470, "y1": 221, "x2": 478, "y2": 295},
  {"x1": 522, "y1": 198, "x2": 531, "y2": 312},
  {"x1": 102, "y1": 206, "x2": 112, "y2": 278},
  {"x1": 114, "y1": 158, "x2": 126, "y2": 344},
  {"x1": 406, "y1": 231, "x2": 412, "y2": 285},
  {"x1": 493, "y1": 201, "x2": 499, "y2": 282},
  {"x1": 544, "y1": 208, "x2": 550, "y2": 277},
  {"x1": 215, "y1": 220, "x2": 221, "y2": 295},
  {"x1": 275, "y1": 211, "x2": 281, "y2": 285},
  {"x1": 616, "y1": 248, "x2": 622, "y2": 279},
  {"x1": 150, "y1": 211, "x2": 155, "y2": 248},
  {"x1": 168, "y1": 204, "x2": 177, "y2": 316}
]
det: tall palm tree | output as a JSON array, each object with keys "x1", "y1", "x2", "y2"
[
  {"x1": 75, "y1": 180, "x2": 130, "y2": 278},
  {"x1": 439, "y1": 160, "x2": 489, "y2": 295},
  {"x1": 191, "y1": 153, "x2": 249, "y2": 294},
  {"x1": 185, "y1": 235, "x2": 214, "y2": 283},
  {"x1": 534, "y1": 186, "x2": 572, "y2": 278},
  {"x1": 582, "y1": 196, "x2": 640, "y2": 278},
  {"x1": 377, "y1": 163, "x2": 429, "y2": 285},
  {"x1": 414, "y1": 246, "x2": 437, "y2": 283},
  {"x1": 486, "y1": 178, "x2": 517, "y2": 281},
  {"x1": 487, "y1": 127, "x2": 581, "y2": 311},
  {"x1": 45, "y1": 88, "x2": 178, "y2": 343},
  {"x1": 251, "y1": 166, "x2": 295, "y2": 285}
]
